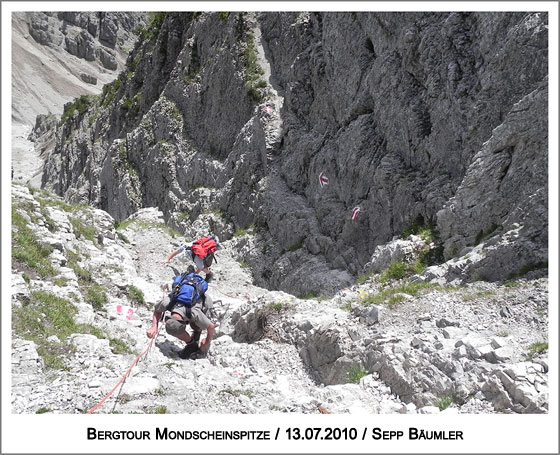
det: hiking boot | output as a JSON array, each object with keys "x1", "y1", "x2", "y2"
[
  {"x1": 189, "y1": 349, "x2": 203, "y2": 360},
  {"x1": 205, "y1": 272, "x2": 213, "y2": 283},
  {"x1": 179, "y1": 342, "x2": 199, "y2": 359}
]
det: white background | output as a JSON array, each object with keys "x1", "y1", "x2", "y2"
[{"x1": 2, "y1": 2, "x2": 558, "y2": 453}]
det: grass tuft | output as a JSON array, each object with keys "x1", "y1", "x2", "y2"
[
  {"x1": 347, "y1": 365, "x2": 367, "y2": 384},
  {"x1": 35, "y1": 407, "x2": 51, "y2": 414},
  {"x1": 219, "y1": 387, "x2": 254, "y2": 398},
  {"x1": 362, "y1": 281, "x2": 439, "y2": 308},
  {"x1": 434, "y1": 395, "x2": 455, "y2": 411},
  {"x1": 70, "y1": 217, "x2": 98, "y2": 243},
  {"x1": 12, "y1": 208, "x2": 56, "y2": 277},
  {"x1": 379, "y1": 261, "x2": 408, "y2": 283},
  {"x1": 110, "y1": 338, "x2": 133, "y2": 355},
  {"x1": 526, "y1": 342, "x2": 548, "y2": 360},
  {"x1": 128, "y1": 285, "x2": 145, "y2": 305},
  {"x1": 85, "y1": 283, "x2": 108, "y2": 311},
  {"x1": 13, "y1": 291, "x2": 79, "y2": 370}
]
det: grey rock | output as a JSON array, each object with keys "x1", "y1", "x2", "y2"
[
  {"x1": 436, "y1": 318, "x2": 460, "y2": 328},
  {"x1": 80, "y1": 73, "x2": 97, "y2": 85},
  {"x1": 97, "y1": 47, "x2": 118, "y2": 70},
  {"x1": 354, "y1": 305, "x2": 380, "y2": 325},
  {"x1": 441, "y1": 326, "x2": 465, "y2": 340},
  {"x1": 99, "y1": 15, "x2": 118, "y2": 47},
  {"x1": 494, "y1": 347, "x2": 515, "y2": 363},
  {"x1": 12, "y1": 274, "x2": 30, "y2": 298},
  {"x1": 28, "y1": 12, "x2": 64, "y2": 46}
]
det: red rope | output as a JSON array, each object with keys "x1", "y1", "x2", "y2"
[
  {"x1": 86, "y1": 336, "x2": 156, "y2": 414},
  {"x1": 87, "y1": 306, "x2": 165, "y2": 414}
]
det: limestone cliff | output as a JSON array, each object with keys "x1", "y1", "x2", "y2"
[{"x1": 41, "y1": 12, "x2": 548, "y2": 296}]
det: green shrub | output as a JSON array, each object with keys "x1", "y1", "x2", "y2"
[
  {"x1": 526, "y1": 342, "x2": 548, "y2": 360},
  {"x1": 356, "y1": 271, "x2": 374, "y2": 285},
  {"x1": 145, "y1": 405, "x2": 168, "y2": 414},
  {"x1": 379, "y1": 261, "x2": 408, "y2": 283},
  {"x1": 60, "y1": 95, "x2": 94, "y2": 124},
  {"x1": 70, "y1": 217, "x2": 98, "y2": 243},
  {"x1": 13, "y1": 291, "x2": 78, "y2": 370},
  {"x1": 101, "y1": 79, "x2": 122, "y2": 107},
  {"x1": 72, "y1": 264, "x2": 92, "y2": 282},
  {"x1": 363, "y1": 281, "x2": 438, "y2": 307},
  {"x1": 117, "y1": 232, "x2": 130, "y2": 244},
  {"x1": 219, "y1": 387, "x2": 254, "y2": 398},
  {"x1": 387, "y1": 294, "x2": 406, "y2": 308},
  {"x1": 218, "y1": 11, "x2": 229, "y2": 21},
  {"x1": 246, "y1": 85, "x2": 263, "y2": 102},
  {"x1": 12, "y1": 209, "x2": 56, "y2": 277},
  {"x1": 234, "y1": 228, "x2": 247, "y2": 237},
  {"x1": 286, "y1": 239, "x2": 304, "y2": 252},
  {"x1": 128, "y1": 285, "x2": 145, "y2": 305},
  {"x1": 53, "y1": 277, "x2": 69, "y2": 287},
  {"x1": 434, "y1": 395, "x2": 455, "y2": 411},
  {"x1": 409, "y1": 257, "x2": 427, "y2": 275},
  {"x1": 302, "y1": 290, "x2": 320, "y2": 299},
  {"x1": 131, "y1": 53, "x2": 142, "y2": 70},
  {"x1": 86, "y1": 283, "x2": 108, "y2": 311},
  {"x1": 137, "y1": 12, "x2": 167, "y2": 41},
  {"x1": 518, "y1": 262, "x2": 548, "y2": 277},
  {"x1": 118, "y1": 393, "x2": 132, "y2": 404},
  {"x1": 76, "y1": 324, "x2": 106, "y2": 339},
  {"x1": 122, "y1": 96, "x2": 133, "y2": 110},
  {"x1": 35, "y1": 407, "x2": 51, "y2": 414},
  {"x1": 263, "y1": 303, "x2": 283, "y2": 312},
  {"x1": 347, "y1": 365, "x2": 367, "y2": 384},
  {"x1": 244, "y1": 34, "x2": 266, "y2": 102},
  {"x1": 66, "y1": 251, "x2": 92, "y2": 282},
  {"x1": 402, "y1": 216, "x2": 436, "y2": 243},
  {"x1": 110, "y1": 338, "x2": 133, "y2": 355},
  {"x1": 40, "y1": 208, "x2": 57, "y2": 232}
]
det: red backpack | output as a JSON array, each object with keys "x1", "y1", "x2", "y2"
[{"x1": 191, "y1": 237, "x2": 218, "y2": 258}]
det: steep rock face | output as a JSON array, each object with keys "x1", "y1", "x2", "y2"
[
  {"x1": 12, "y1": 11, "x2": 146, "y2": 125},
  {"x1": 436, "y1": 82, "x2": 548, "y2": 280},
  {"x1": 26, "y1": 12, "x2": 143, "y2": 70},
  {"x1": 41, "y1": 12, "x2": 548, "y2": 296}
]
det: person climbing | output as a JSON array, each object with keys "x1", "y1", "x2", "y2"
[
  {"x1": 147, "y1": 270, "x2": 215, "y2": 359},
  {"x1": 162, "y1": 235, "x2": 220, "y2": 282}
]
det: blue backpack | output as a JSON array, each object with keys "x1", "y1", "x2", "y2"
[{"x1": 168, "y1": 273, "x2": 208, "y2": 307}]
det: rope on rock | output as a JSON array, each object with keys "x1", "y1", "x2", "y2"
[{"x1": 86, "y1": 312, "x2": 164, "y2": 414}]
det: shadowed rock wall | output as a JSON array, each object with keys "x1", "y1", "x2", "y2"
[{"x1": 41, "y1": 11, "x2": 548, "y2": 296}]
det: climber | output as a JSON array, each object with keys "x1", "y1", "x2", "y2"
[
  {"x1": 147, "y1": 270, "x2": 215, "y2": 359},
  {"x1": 162, "y1": 235, "x2": 220, "y2": 282}
]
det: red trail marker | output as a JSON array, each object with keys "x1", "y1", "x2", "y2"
[
  {"x1": 351, "y1": 206, "x2": 361, "y2": 221},
  {"x1": 319, "y1": 172, "x2": 329, "y2": 187}
]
